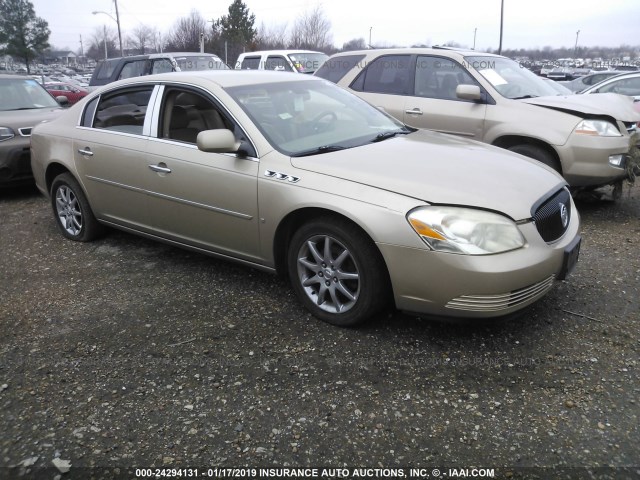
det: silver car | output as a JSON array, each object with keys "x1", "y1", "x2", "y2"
[
  {"x1": 0, "y1": 75, "x2": 63, "y2": 186},
  {"x1": 31, "y1": 71, "x2": 581, "y2": 326}
]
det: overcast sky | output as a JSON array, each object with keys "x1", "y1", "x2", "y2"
[{"x1": 29, "y1": 0, "x2": 639, "y2": 54}]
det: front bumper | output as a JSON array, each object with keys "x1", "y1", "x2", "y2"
[
  {"x1": 559, "y1": 132, "x2": 630, "y2": 188},
  {"x1": 378, "y1": 215, "x2": 581, "y2": 319},
  {"x1": 0, "y1": 136, "x2": 33, "y2": 186}
]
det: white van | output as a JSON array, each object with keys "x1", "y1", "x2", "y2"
[{"x1": 235, "y1": 50, "x2": 328, "y2": 74}]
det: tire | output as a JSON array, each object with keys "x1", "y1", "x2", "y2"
[
  {"x1": 50, "y1": 173, "x2": 104, "y2": 242},
  {"x1": 507, "y1": 144, "x2": 561, "y2": 173},
  {"x1": 287, "y1": 217, "x2": 389, "y2": 327}
]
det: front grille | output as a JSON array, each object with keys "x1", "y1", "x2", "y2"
[
  {"x1": 18, "y1": 127, "x2": 32, "y2": 137},
  {"x1": 533, "y1": 188, "x2": 571, "y2": 243},
  {"x1": 445, "y1": 275, "x2": 555, "y2": 312}
]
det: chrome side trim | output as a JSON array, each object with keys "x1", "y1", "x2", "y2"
[
  {"x1": 445, "y1": 275, "x2": 555, "y2": 312},
  {"x1": 85, "y1": 175, "x2": 253, "y2": 220}
]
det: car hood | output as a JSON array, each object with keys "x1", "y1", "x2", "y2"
[
  {"x1": 291, "y1": 130, "x2": 565, "y2": 220},
  {"x1": 521, "y1": 93, "x2": 640, "y2": 122},
  {"x1": 1, "y1": 107, "x2": 64, "y2": 129}
]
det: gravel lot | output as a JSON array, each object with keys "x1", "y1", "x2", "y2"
[{"x1": 0, "y1": 182, "x2": 639, "y2": 479}]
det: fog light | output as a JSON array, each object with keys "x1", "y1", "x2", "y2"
[{"x1": 608, "y1": 154, "x2": 624, "y2": 168}]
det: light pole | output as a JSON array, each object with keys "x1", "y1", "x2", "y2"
[
  {"x1": 574, "y1": 30, "x2": 580, "y2": 58},
  {"x1": 369, "y1": 27, "x2": 372, "y2": 48},
  {"x1": 498, "y1": 0, "x2": 504, "y2": 54},
  {"x1": 93, "y1": 1, "x2": 123, "y2": 57},
  {"x1": 473, "y1": 27, "x2": 477, "y2": 50}
]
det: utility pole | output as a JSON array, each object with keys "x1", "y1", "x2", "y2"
[
  {"x1": 103, "y1": 25, "x2": 108, "y2": 60},
  {"x1": 574, "y1": 30, "x2": 580, "y2": 58},
  {"x1": 498, "y1": 0, "x2": 504, "y2": 54},
  {"x1": 473, "y1": 28, "x2": 477, "y2": 50},
  {"x1": 79, "y1": 35, "x2": 84, "y2": 67},
  {"x1": 114, "y1": 0, "x2": 123, "y2": 56}
]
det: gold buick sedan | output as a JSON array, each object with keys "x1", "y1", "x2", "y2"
[{"x1": 30, "y1": 71, "x2": 581, "y2": 326}]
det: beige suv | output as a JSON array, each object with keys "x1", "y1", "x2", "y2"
[{"x1": 316, "y1": 48, "x2": 640, "y2": 189}]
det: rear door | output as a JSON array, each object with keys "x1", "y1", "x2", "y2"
[{"x1": 73, "y1": 86, "x2": 155, "y2": 231}]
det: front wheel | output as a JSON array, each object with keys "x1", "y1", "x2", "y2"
[
  {"x1": 287, "y1": 217, "x2": 389, "y2": 327},
  {"x1": 50, "y1": 173, "x2": 104, "y2": 242}
]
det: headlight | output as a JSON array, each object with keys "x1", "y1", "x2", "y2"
[
  {"x1": 407, "y1": 206, "x2": 525, "y2": 255},
  {"x1": 574, "y1": 119, "x2": 621, "y2": 137},
  {"x1": 0, "y1": 127, "x2": 15, "y2": 142}
]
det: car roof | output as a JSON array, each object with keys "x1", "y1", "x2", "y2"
[
  {"x1": 102, "y1": 69, "x2": 325, "y2": 89},
  {"x1": 148, "y1": 52, "x2": 223, "y2": 59},
  {"x1": 327, "y1": 47, "x2": 503, "y2": 59},
  {"x1": 238, "y1": 50, "x2": 326, "y2": 56}
]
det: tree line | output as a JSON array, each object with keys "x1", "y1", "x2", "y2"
[{"x1": 1, "y1": 0, "x2": 638, "y2": 73}]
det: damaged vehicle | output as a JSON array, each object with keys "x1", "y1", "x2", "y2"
[{"x1": 316, "y1": 48, "x2": 640, "y2": 190}]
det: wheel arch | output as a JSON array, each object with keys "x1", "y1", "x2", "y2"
[
  {"x1": 272, "y1": 207, "x2": 390, "y2": 282},
  {"x1": 492, "y1": 135, "x2": 562, "y2": 174},
  {"x1": 45, "y1": 162, "x2": 74, "y2": 195}
]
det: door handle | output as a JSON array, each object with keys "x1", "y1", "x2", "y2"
[
  {"x1": 77, "y1": 148, "x2": 94, "y2": 156},
  {"x1": 148, "y1": 164, "x2": 172, "y2": 174},
  {"x1": 405, "y1": 108, "x2": 423, "y2": 115}
]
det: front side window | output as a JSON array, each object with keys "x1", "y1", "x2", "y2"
[
  {"x1": 118, "y1": 60, "x2": 150, "y2": 80},
  {"x1": 152, "y1": 59, "x2": 174, "y2": 74},
  {"x1": 351, "y1": 55, "x2": 411, "y2": 95},
  {"x1": 598, "y1": 76, "x2": 640, "y2": 95},
  {"x1": 287, "y1": 52, "x2": 329, "y2": 73},
  {"x1": 265, "y1": 56, "x2": 293, "y2": 72},
  {"x1": 159, "y1": 88, "x2": 256, "y2": 156},
  {"x1": 91, "y1": 87, "x2": 154, "y2": 134},
  {"x1": 414, "y1": 56, "x2": 478, "y2": 100}
]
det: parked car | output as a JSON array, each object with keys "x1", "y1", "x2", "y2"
[
  {"x1": 44, "y1": 82, "x2": 88, "y2": 105},
  {"x1": 235, "y1": 50, "x2": 328, "y2": 74},
  {"x1": 89, "y1": 52, "x2": 229, "y2": 89},
  {"x1": 315, "y1": 48, "x2": 640, "y2": 189},
  {"x1": 0, "y1": 74, "x2": 64, "y2": 186},
  {"x1": 560, "y1": 71, "x2": 625, "y2": 92},
  {"x1": 579, "y1": 71, "x2": 640, "y2": 101},
  {"x1": 30, "y1": 71, "x2": 581, "y2": 326}
]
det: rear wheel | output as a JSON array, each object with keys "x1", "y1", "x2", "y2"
[
  {"x1": 287, "y1": 217, "x2": 389, "y2": 327},
  {"x1": 507, "y1": 144, "x2": 561, "y2": 173},
  {"x1": 50, "y1": 173, "x2": 104, "y2": 242}
]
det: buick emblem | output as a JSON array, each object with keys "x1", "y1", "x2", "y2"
[{"x1": 559, "y1": 203, "x2": 569, "y2": 228}]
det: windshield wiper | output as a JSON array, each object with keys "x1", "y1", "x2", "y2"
[
  {"x1": 512, "y1": 95, "x2": 539, "y2": 100},
  {"x1": 371, "y1": 129, "x2": 412, "y2": 143},
  {"x1": 292, "y1": 145, "x2": 347, "y2": 157}
]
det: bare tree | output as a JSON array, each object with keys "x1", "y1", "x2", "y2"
[
  {"x1": 341, "y1": 38, "x2": 366, "y2": 52},
  {"x1": 290, "y1": 4, "x2": 332, "y2": 52},
  {"x1": 88, "y1": 25, "x2": 118, "y2": 61},
  {"x1": 256, "y1": 21, "x2": 288, "y2": 50},
  {"x1": 128, "y1": 23, "x2": 156, "y2": 55},
  {"x1": 165, "y1": 9, "x2": 206, "y2": 52}
]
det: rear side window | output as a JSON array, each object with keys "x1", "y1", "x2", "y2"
[
  {"x1": 315, "y1": 54, "x2": 365, "y2": 83},
  {"x1": 90, "y1": 87, "x2": 154, "y2": 134},
  {"x1": 351, "y1": 55, "x2": 411, "y2": 95},
  {"x1": 240, "y1": 56, "x2": 261, "y2": 70},
  {"x1": 152, "y1": 59, "x2": 174, "y2": 74}
]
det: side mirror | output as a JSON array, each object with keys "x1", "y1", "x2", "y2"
[
  {"x1": 456, "y1": 84, "x2": 482, "y2": 101},
  {"x1": 197, "y1": 129, "x2": 241, "y2": 153},
  {"x1": 56, "y1": 95, "x2": 69, "y2": 107}
]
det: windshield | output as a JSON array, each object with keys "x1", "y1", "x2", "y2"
[
  {"x1": 174, "y1": 55, "x2": 229, "y2": 71},
  {"x1": 0, "y1": 78, "x2": 60, "y2": 111},
  {"x1": 287, "y1": 52, "x2": 329, "y2": 73},
  {"x1": 226, "y1": 79, "x2": 407, "y2": 156},
  {"x1": 465, "y1": 56, "x2": 562, "y2": 99}
]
